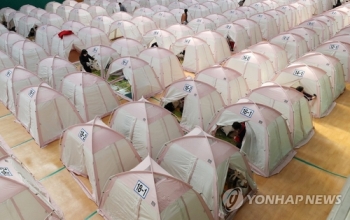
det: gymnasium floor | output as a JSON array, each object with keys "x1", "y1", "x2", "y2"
[{"x1": 0, "y1": 82, "x2": 349, "y2": 219}]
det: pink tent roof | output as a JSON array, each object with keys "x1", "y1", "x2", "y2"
[
  {"x1": 68, "y1": 8, "x2": 93, "y2": 26},
  {"x1": 206, "y1": 14, "x2": 228, "y2": 27},
  {"x1": 278, "y1": 64, "x2": 327, "y2": 81},
  {"x1": 329, "y1": 34, "x2": 350, "y2": 44},
  {"x1": 131, "y1": 16, "x2": 157, "y2": 34}
]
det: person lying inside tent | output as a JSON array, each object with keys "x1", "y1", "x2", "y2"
[
  {"x1": 80, "y1": 49, "x2": 95, "y2": 73},
  {"x1": 295, "y1": 86, "x2": 317, "y2": 101},
  {"x1": 232, "y1": 122, "x2": 246, "y2": 149},
  {"x1": 227, "y1": 36, "x2": 235, "y2": 52}
]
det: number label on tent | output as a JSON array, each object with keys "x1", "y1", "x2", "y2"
[
  {"x1": 78, "y1": 128, "x2": 88, "y2": 142},
  {"x1": 307, "y1": 21, "x2": 314, "y2": 26},
  {"x1": 257, "y1": 14, "x2": 263, "y2": 17},
  {"x1": 184, "y1": 38, "x2": 191, "y2": 44},
  {"x1": 183, "y1": 84, "x2": 193, "y2": 93},
  {"x1": 254, "y1": 3, "x2": 259, "y2": 6},
  {"x1": 153, "y1": 30, "x2": 159, "y2": 35},
  {"x1": 196, "y1": 18, "x2": 202, "y2": 23},
  {"x1": 240, "y1": 107, "x2": 254, "y2": 118},
  {"x1": 158, "y1": 13, "x2": 163, "y2": 16},
  {"x1": 6, "y1": 70, "x2": 12, "y2": 77},
  {"x1": 331, "y1": 11, "x2": 336, "y2": 14},
  {"x1": 0, "y1": 167, "x2": 12, "y2": 176},
  {"x1": 134, "y1": 180, "x2": 149, "y2": 199},
  {"x1": 92, "y1": 47, "x2": 98, "y2": 53},
  {"x1": 282, "y1": 35, "x2": 289, "y2": 41},
  {"x1": 329, "y1": 44, "x2": 339, "y2": 50},
  {"x1": 230, "y1": 10, "x2": 235, "y2": 14},
  {"x1": 121, "y1": 59, "x2": 129, "y2": 66},
  {"x1": 242, "y1": 55, "x2": 251, "y2": 61},
  {"x1": 28, "y1": 89, "x2": 35, "y2": 98},
  {"x1": 226, "y1": 24, "x2": 231, "y2": 29},
  {"x1": 293, "y1": 69, "x2": 305, "y2": 77},
  {"x1": 281, "y1": 6, "x2": 287, "y2": 9}
]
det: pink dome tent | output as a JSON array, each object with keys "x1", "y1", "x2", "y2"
[
  {"x1": 166, "y1": 24, "x2": 195, "y2": 40},
  {"x1": 16, "y1": 83, "x2": 83, "y2": 147},
  {"x1": 35, "y1": 25, "x2": 61, "y2": 54},
  {"x1": 107, "y1": 56, "x2": 163, "y2": 101},
  {"x1": 157, "y1": 127, "x2": 256, "y2": 219},
  {"x1": 224, "y1": 50, "x2": 275, "y2": 90},
  {"x1": 90, "y1": 15, "x2": 114, "y2": 34},
  {"x1": 109, "y1": 20, "x2": 142, "y2": 41},
  {"x1": 110, "y1": 11, "x2": 133, "y2": 21},
  {"x1": 195, "y1": 65, "x2": 249, "y2": 105},
  {"x1": 332, "y1": 7, "x2": 350, "y2": 24},
  {"x1": 111, "y1": 37, "x2": 144, "y2": 57},
  {"x1": 17, "y1": 15, "x2": 42, "y2": 38},
  {"x1": 216, "y1": 23, "x2": 251, "y2": 52},
  {"x1": 139, "y1": 47, "x2": 185, "y2": 87},
  {"x1": 152, "y1": 12, "x2": 177, "y2": 29},
  {"x1": 276, "y1": 5, "x2": 298, "y2": 28},
  {"x1": 188, "y1": 4, "x2": 210, "y2": 18},
  {"x1": 262, "y1": 0, "x2": 280, "y2": 9},
  {"x1": 142, "y1": 29, "x2": 176, "y2": 49},
  {"x1": 249, "y1": 2, "x2": 271, "y2": 13},
  {"x1": 323, "y1": 10, "x2": 348, "y2": 30},
  {"x1": 187, "y1": 17, "x2": 216, "y2": 34},
  {"x1": 0, "y1": 66, "x2": 42, "y2": 114},
  {"x1": 87, "y1": 5, "x2": 108, "y2": 18},
  {"x1": 248, "y1": 41, "x2": 288, "y2": 71},
  {"x1": 56, "y1": 5, "x2": 74, "y2": 21},
  {"x1": 51, "y1": 32, "x2": 85, "y2": 60},
  {"x1": 98, "y1": 158, "x2": 213, "y2": 220},
  {"x1": 37, "y1": 56, "x2": 77, "y2": 90},
  {"x1": 109, "y1": 100, "x2": 183, "y2": 159},
  {"x1": 315, "y1": 41, "x2": 350, "y2": 83},
  {"x1": 161, "y1": 78, "x2": 225, "y2": 131},
  {"x1": 273, "y1": 64, "x2": 335, "y2": 118},
  {"x1": 222, "y1": 9, "x2": 246, "y2": 22},
  {"x1": 207, "y1": 101, "x2": 295, "y2": 177},
  {"x1": 170, "y1": 36, "x2": 215, "y2": 73},
  {"x1": 68, "y1": 8, "x2": 93, "y2": 26},
  {"x1": 314, "y1": 15, "x2": 338, "y2": 37},
  {"x1": 62, "y1": 20, "x2": 85, "y2": 35},
  {"x1": 60, "y1": 117, "x2": 141, "y2": 205},
  {"x1": 233, "y1": 18, "x2": 263, "y2": 45},
  {"x1": 298, "y1": 19, "x2": 330, "y2": 43},
  {"x1": 78, "y1": 26, "x2": 110, "y2": 47},
  {"x1": 45, "y1": 1, "x2": 62, "y2": 13},
  {"x1": 0, "y1": 51, "x2": 15, "y2": 70},
  {"x1": 28, "y1": 8, "x2": 47, "y2": 20},
  {"x1": 0, "y1": 32, "x2": 25, "y2": 55},
  {"x1": 264, "y1": 9, "x2": 290, "y2": 33},
  {"x1": 249, "y1": 13, "x2": 278, "y2": 40},
  {"x1": 247, "y1": 84, "x2": 314, "y2": 148},
  {"x1": 290, "y1": 2, "x2": 310, "y2": 24},
  {"x1": 237, "y1": 6, "x2": 258, "y2": 18},
  {"x1": 11, "y1": 40, "x2": 49, "y2": 72},
  {"x1": 293, "y1": 52, "x2": 346, "y2": 100},
  {"x1": 287, "y1": 27, "x2": 320, "y2": 50},
  {"x1": 195, "y1": 30, "x2": 231, "y2": 64},
  {"x1": 202, "y1": 2, "x2": 222, "y2": 14},
  {"x1": 131, "y1": 16, "x2": 157, "y2": 35},
  {"x1": 330, "y1": 34, "x2": 350, "y2": 45},
  {"x1": 86, "y1": 45, "x2": 119, "y2": 77},
  {"x1": 170, "y1": 8, "x2": 194, "y2": 23},
  {"x1": 74, "y1": 2, "x2": 90, "y2": 10},
  {"x1": 40, "y1": 13, "x2": 64, "y2": 28},
  {"x1": 206, "y1": 14, "x2": 229, "y2": 27},
  {"x1": 298, "y1": 0, "x2": 321, "y2": 16},
  {"x1": 269, "y1": 33, "x2": 309, "y2": 63},
  {"x1": 133, "y1": 7, "x2": 155, "y2": 18},
  {"x1": 336, "y1": 25, "x2": 350, "y2": 36},
  {"x1": 60, "y1": 72, "x2": 120, "y2": 121}
]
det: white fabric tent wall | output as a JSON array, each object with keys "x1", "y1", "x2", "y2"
[
  {"x1": 29, "y1": 8, "x2": 47, "y2": 20},
  {"x1": 60, "y1": 72, "x2": 120, "y2": 122},
  {"x1": 187, "y1": 17, "x2": 217, "y2": 34},
  {"x1": 35, "y1": 25, "x2": 61, "y2": 55},
  {"x1": 249, "y1": 13, "x2": 279, "y2": 40},
  {"x1": 170, "y1": 8, "x2": 194, "y2": 24},
  {"x1": 188, "y1": 4, "x2": 211, "y2": 18},
  {"x1": 233, "y1": 18, "x2": 263, "y2": 45},
  {"x1": 195, "y1": 65, "x2": 249, "y2": 105},
  {"x1": 202, "y1": 2, "x2": 222, "y2": 14},
  {"x1": 17, "y1": 16, "x2": 41, "y2": 38},
  {"x1": 51, "y1": 33, "x2": 85, "y2": 60},
  {"x1": 298, "y1": 19, "x2": 330, "y2": 43},
  {"x1": 0, "y1": 51, "x2": 15, "y2": 71},
  {"x1": 86, "y1": 45, "x2": 120, "y2": 78},
  {"x1": 90, "y1": 15, "x2": 114, "y2": 34},
  {"x1": 222, "y1": 9, "x2": 246, "y2": 22},
  {"x1": 0, "y1": 66, "x2": 42, "y2": 114},
  {"x1": 142, "y1": 29, "x2": 176, "y2": 50},
  {"x1": 110, "y1": 12, "x2": 133, "y2": 21},
  {"x1": 290, "y1": 2, "x2": 310, "y2": 24},
  {"x1": 77, "y1": 27, "x2": 110, "y2": 47},
  {"x1": 62, "y1": 20, "x2": 85, "y2": 35},
  {"x1": 37, "y1": 56, "x2": 77, "y2": 90},
  {"x1": 109, "y1": 20, "x2": 142, "y2": 41},
  {"x1": 314, "y1": 15, "x2": 338, "y2": 37},
  {"x1": 56, "y1": 5, "x2": 74, "y2": 22},
  {"x1": 46, "y1": 1, "x2": 62, "y2": 13},
  {"x1": 249, "y1": 2, "x2": 271, "y2": 13},
  {"x1": 87, "y1": 5, "x2": 108, "y2": 18},
  {"x1": 161, "y1": 78, "x2": 225, "y2": 131},
  {"x1": 276, "y1": 5, "x2": 298, "y2": 28},
  {"x1": 247, "y1": 84, "x2": 314, "y2": 148},
  {"x1": 224, "y1": 51, "x2": 275, "y2": 90},
  {"x1": 111, "y1": 37, "x2": 145, "y2": 57},
  {"x1": 0, "y1": 32, "x2": 25, "y2": 55},
  {"x1": 152, "y1": 12, "x2": 177, "y2": 29},
  {"x1": 68, "y1": 8, "x2": 93, "y2": 26},
  {"x1": 287, "y1": 27, "x2": 320, "y2": 51},
  {"x1": 323, "y1": 10, "x2": 348, "y2": 31},
  {"x1": 205, "y1": 14, "x2": 229, "y2": 28},
  {"x1": 216, "y1": 23, "x2": 251, "y2": 53},
  {"x1": 16, "y1": 83, "x2": 83, "y2": 147},
  {"x1": 166, "y1": 24, "x2": 195, "y2": 40},
  {"x1": 131, "y1": 16, "x2": 157, "y2": 35},
  {"x1": 264, "y1": 9, "x2": 290, "y2": 33},
  {"x1": 237, "y1": 6, "x2": 258, "y2": 18},
  {"x1": 40, "y1": 13, "x2": 64, "y2": 28},
  {"x1": 272, "y1": 64, "x2": 336, "y2": 118},
  {"x1": 0, "y1": 24, "x2": 8, "y2": 35},
  {"x1": 133, "y1": 7, "x2": 155, "y2": 18}
]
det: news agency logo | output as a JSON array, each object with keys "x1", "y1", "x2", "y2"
[{"x1": 222, "y1": 187, "x2": 244, "y2": 212}]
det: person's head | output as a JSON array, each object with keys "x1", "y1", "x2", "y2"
[
  {"x1": 81, "y1": 49, "x2": 88, "y2": 56},
  {"x1": 119, "y1": 2, "x2": 122, "y2": 5},
  {"x1": 184, "y1": 9, "x2": 188, "y2": 13},
  {"x1": 232, "y1": 122, "x2": 242, "y2": 131},
  {"x1": 296, "y1": 86, "x2": 304, "y2": 92}
]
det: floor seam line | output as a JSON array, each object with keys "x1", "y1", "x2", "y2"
[
  {"x1": 85, "y1": 210, "x2": 98, "y2": 220},
  {"x1": 39, "y1": 166, "x2": 66, "y2": 182},
  {"x1": 11, "y1": 138, "x2": 34, "y2": 149},
  {"x1": 0, "y1": 113, "x2": 11, "y2": 118}
]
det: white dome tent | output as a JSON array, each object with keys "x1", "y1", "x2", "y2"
[
  {"x1": 216, "y1": 23, "x2": 251, "y2": 52},
  {"x1": 131, "y1": 16, "x2": 158, "y2": 35},
  {"x1": 287, "y1": 27, "x2": 320, "y2": 51},
  {"x1": 51, "y1": 32, "x2": 85, "y2": 60},
  {"x1": 90, "y1": 15, "x2": 114, "y2": 34},
  {"x1": 133, "y1": 7, "x2": 155, "y2": 18},
  {"x1": 202, "y1": 2, "x2": 222, "y2": 14},
  {"x1": 87, "y1": 5, "x2": 108, "y2": 18},
  {"x1": 60, "y1": 117, "x2": 141, "y2": 205},
  {"x1": 233, "y1": 18, "x2": 263, "y2": 45},
  {"x1": 222, "y1": 9, "x2": 246, "y2": 22},
  {"x1": 0, "y1": 24, "x2": 8, "y2": 35},
  {"x1": 264, "y1": 9, "x2": 290, "y2": 33},
  {"x1": 161, "y1": 78, "x2": 225, "y2": 131},
  {"x1": 237, "y1": 6, "x2": 258, "y2": 18},
  {"x1": 60, "y1": 72, "x2": 120, "y2": 121},
  {"x1": 314, "y1": 15, "x2": 338, "y2": 37},
  {"x1": 74, "y1": 2, "x2": 90, "y2": 10},
  {"x1": 323, "y1": 10, "x2": 348, "y2": 31},
  {"x1": 152, "y1": 12, "x2": 177, "y2": 29},
  {"x1": 187, "y1": 17, "x2": 217, "y2": 34},
  {"x1": 7, "y1": 11, "x2": 26, "y2": 31},
  {"x1": 0, "y1": 66, "x2": 42, "y2": 114},
  {"x1": 109, "y1": 20, "x2": 142, "y2": 41},
  {"x1": 0, "y1": 32, "x2": 25, "y2": 55},
  {"x1": 17, "y1": 16, "x2": 42, "y2": 38},
  {"x1": 151, "y1": 5, "x2": 169, "y2": 13},
  {"x1": 62, "y1": 0, "x2": 77, "y2": 7},
  {"x1": 105, "y1": 2, "x2": 121, "y2": 16},
  {"x1": 224, "y1": 51, "x2": 275, "y2": 90},
  {"x1": 62, "y1": 20, "x2": 85, "y2": 35},
  {"x1": 19, "y1": 4, "x2": 36, "y2": 15},
  {"x1": 45, "y1": 1, "x2": 62, "y2": 13},
  {"x1": 168, "y1": 1, "x2": 188, "y2": 10},
  {"x1": 273, "y1": 64, "x2": 335, "y2": 118},
  {"x1": 170, "y1": 8, "x2": 194, "y2": 24},
  {"x1": 142, "y1": 29, "x2": 176, "y2": 50},
  {"x1": 170, "y1": 36, "x2": 215, "y2": 73},
  {"x1": 188, "y1": 4, "x2": 211, "y2": 18},
  {"x1": 35, "y1": 25, "x2": 60, "y2": 54},
  {"x1": 248, "y1": 41, "x2": 288, "y2": 71},
  {"x1": 262, "y1": 0, "x2": 280, "y2": 9},
  {"x1": 249, "y1": 13, "x2": 279, "y2": 40},
  {"x1": 290, "y1": 2, "x2": 310, "y2": 24},
  {"x1": 86, "y1": 45, "x2": 120, "y2": 78},
  {"x1": 16, "y1": 83, "x2": 83, "y2": 147},
  {"x1": 166, "y1": 24, "x2": 195, "y2": 40},
  {"x1": 298, "y1": 19, "x2": 330, "y2": 43},
  {"x1": 269, "y1": 33, "x2": 309, "y2": 63},
  {"x1": 0, "y1": 51, "x2": 15, "y2": 70},
  {"x1": 107, "y1": 56, "x2": 163, "y2": 101},
  {"x1": 56, "y1": 5, "x2": 74, "y2": 22},
  {"x1": 40, "y1": 13, "x2": 64, "y2": 28},
  {"x1": 195, "y1": 66, "x2": 249, "y2": 105},
  {"x1": 276, "y1": 5, "x2": 298, "y2": 28},
  {"x1": 109, "y1": 99, "x2": 184, "y2": 159},
  {"x1": 111, "y1": 37, "x2": 145, "y2": 57},
  {"x1": 77, "y1": 26, "x2": 110, "y2": 47},
  {"x1": 247, "y1": 84, "x2": 314, "y2": 148},
  {"x1": 37, "y1": 56, "x2": 77, "y2": 90},
  {"x1": 206, "y1": 14, "x2": 229, "y2": 27},
  {"x1": 207, "y1": 101, "x2": 296, "y2": 177},
  {"x1": 138, "y1": 47, "x2": 185, "y2": 88},
  {"x1": 217, "y1": 0, "x2": 239, "y2": 11},
  {"x1": 249, "y1": 2, "x2": 271, "y2": 13},
  {"x1": 68, "y1": 8, "x2": 93, "y2": 26},
  {"x1": 110, "y1": 11, "x2": 133, "y2": 21},
  {"x1": 293, "y1": 52, "x2": 346, "y2": 100}
]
